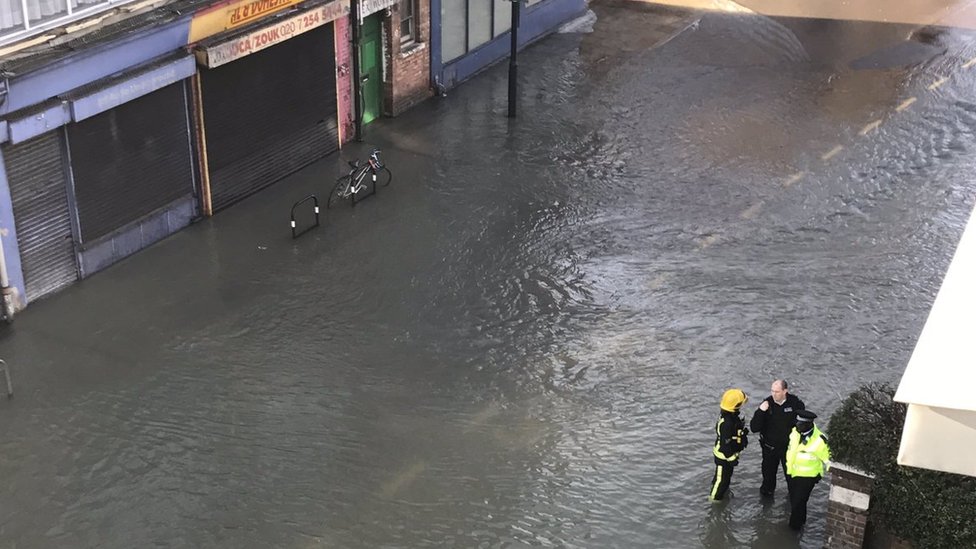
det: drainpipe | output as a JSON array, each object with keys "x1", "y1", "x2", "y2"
[{"x1": 351, "y1": 0, "x2": 364, "y2": 142}]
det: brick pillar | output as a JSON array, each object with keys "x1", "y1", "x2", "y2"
[
  {"x1": 825, "y1": 462, "x2": 875, "y2": 549},
  {"x1": 333, "y1": 15, "x2": 355, "y2": 145}
]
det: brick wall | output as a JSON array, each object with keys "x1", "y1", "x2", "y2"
[
  {"x1": 825, "y1": 463, "x2": 876, "y2": 549},
  {"x1": 382, "y1": 0, "x2": 432, "y2": 116},
  {"x1": 334, "y1": 15, "x2": 355, "y2": 145}
]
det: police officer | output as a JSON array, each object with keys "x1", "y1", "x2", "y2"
[
  {"x1": 785, "y1": 410, "x2": 831, "y2": 530},
  {"x1": 750, "y1": 379, "x2": 805, "y2": 496},
  {"x1": 710, "y1": 388, "x2": 749, "y2": 501}
]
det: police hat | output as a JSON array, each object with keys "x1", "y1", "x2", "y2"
[{"x1": 796, "y1": 410, "x2": 818, "y2": 423}]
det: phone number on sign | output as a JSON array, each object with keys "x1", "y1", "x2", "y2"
[{"x1": 208, "y1": 4, "x2": 345, "y2": 67}]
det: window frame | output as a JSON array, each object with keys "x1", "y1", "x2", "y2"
[
  {"x1": 443, "y1": 0, "x2": 538, "y2": 63},
  {"x1": 0, "y1": 0, "x2": 138, "y2": 47},
  {"x1": 399, "y1": 0, "x2": 417, "y2": 46}
]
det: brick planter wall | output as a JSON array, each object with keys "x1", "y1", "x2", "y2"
[{"x1": 825, "y1": 462, "x2": 875, "y2": 549}]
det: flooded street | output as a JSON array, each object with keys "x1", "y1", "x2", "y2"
[{"x1": 2, "y1": 1, "x2": 975, "y2": 547}]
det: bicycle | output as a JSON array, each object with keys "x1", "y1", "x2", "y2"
[{"x1": 327, "y1": 149, "x2": 392, "y2": 209}]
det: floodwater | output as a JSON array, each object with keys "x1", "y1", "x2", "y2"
[{"x1": 1, "y1": 2, "x2": 975, "y2": 547}]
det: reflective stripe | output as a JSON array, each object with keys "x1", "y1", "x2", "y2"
[
  {"x1": 713, "y1": 447, "x2": 739, "y2": 461},
  {"x1": 710, "y1": 465, "x2": 724, "y2": 500},
  {"x1": 787, "y1": 427, "x2": 831, "y2": 477},
  {"x1": 713, "y1": 416, "x2": 741, "y2": 461}
]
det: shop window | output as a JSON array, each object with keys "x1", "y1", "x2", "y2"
[
  {"x1": 444, "y1": 0, "x2": 534, "y2": 63},
  {"x1": 399, "y1": 0, "x2": 417, "y2": 45},
  {"x1": 493, "y1": 0, "x2": 511, "y2": 37},
  {"x1": 441, "y1": 0, "x2": 466, "y2": 62},
  {"x1": 468, "y1": 2, "x2": 491, "y2": 50}
]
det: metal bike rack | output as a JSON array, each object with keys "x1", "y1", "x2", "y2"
[
  {"x1": 0, "y1": 359, "x2": 11, "y2": 398},
  {"x1": 290, "y1": 195, "x2": 320, "y2": 239}
]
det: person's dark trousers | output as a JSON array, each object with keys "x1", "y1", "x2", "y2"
[
  {"x1": 709, "y1": 458, "x2": 736, "y2": 500},
  {"x1": 760, "y1": 443, "x2": 788, "y2": 495},
  {"x1": 788, "y1": 475, "x2": 820, "y2": 530}
]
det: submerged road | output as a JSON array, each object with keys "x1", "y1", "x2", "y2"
[{"x1": 1, "y1": 2, "x2": 974, "y2": 547}]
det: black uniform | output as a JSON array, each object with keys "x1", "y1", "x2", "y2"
[
  {"x1": 710, "y1": 410, "x2": 748, "y2": 501},
  {"x1": 749, "y1": 393, "x2": 804, "y2": 495}
]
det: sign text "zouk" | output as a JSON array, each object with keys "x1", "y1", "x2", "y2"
[{"x1": 202, "y1": 1, "x2": 349, "y2": 68}]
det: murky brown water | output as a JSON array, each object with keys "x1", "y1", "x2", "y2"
[{"x1": 1, "y1": 4, "x2": 974, "y2": 547}]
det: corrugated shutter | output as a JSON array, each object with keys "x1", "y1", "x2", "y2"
[
  {"x1": 67, "y1": 81, "x2": 195, "y2": 243},
  {"x1": 202, "y1": 24, "x2": 339, "y2": 212},
  {"x1": 2, "y1": 132, "x2": 78, "y2": 301}
]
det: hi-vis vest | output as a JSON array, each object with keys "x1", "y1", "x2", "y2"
[
  {"x1": 786, "y1": 426, "x2": 831, "y2": 478},
  {"x1": 713, "y1": 416, "x2": 744, "y2": 462}
]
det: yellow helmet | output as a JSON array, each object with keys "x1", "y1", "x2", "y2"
[{"x1": 720, "y1": 388, "x2": 748, "y2": 412}]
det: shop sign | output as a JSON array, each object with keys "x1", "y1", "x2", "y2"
[
  {"x1": 7, "y1": 102, "x2": 70, "y2": 145},
  {"x1": 199, "y1": 0, "x2": 350, "y2": 68},
  {"x1": 360, "y1": 0, "x2": 397, "y2": 19},
  {"x1": 190, "y1": 0, "x2": 303, "y2": 43},
  {"x1": 70, "y1": 57, "x2": 197, "y2": 122}
]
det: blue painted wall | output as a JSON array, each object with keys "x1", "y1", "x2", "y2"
[
  {"x1": 0, "y1": 147, "x2": 27, "y2": 311},
  {"x1": 0, "y1": 16, "x2": 193, "y2": 309},
  {"x1": 431, "y1": 0, "x2": 586, "y2": 90},
  {"x1": 2, "y1": 18, "x2": 191, "y2": 117},
  {"x1": 78, "y1": 196, "x2": 196, "y2": 277}
]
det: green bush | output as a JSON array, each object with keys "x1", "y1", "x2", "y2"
[
  {"x1": 827, "y1": 383, "x2": 905, "y2": 473},
  {"x1": 827, "y1": 382, "x2": 976, "y2": 549}
]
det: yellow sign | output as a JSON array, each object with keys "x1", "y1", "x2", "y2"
[
  {"x1": 200, "y1": 1, "x2": 350, "y2": 68},
  {"x1": 189, "y1": 0, "x2": 304, "y2": 43}
]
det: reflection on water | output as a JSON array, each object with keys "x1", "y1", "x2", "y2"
[{"x1": 1, "y1": 4, "x2": 975, "y2": 548}]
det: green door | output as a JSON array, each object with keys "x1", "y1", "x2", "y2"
[{"x1": 360, "y1": 14, "x2": 382, "y2": 125}]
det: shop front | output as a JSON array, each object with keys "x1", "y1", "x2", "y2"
[
  {"x1": 0, "y1": 53, "x2": 198, "y2": 302},
  {"x1": 0, "y1": 0, "x2": 355, "y2": 309},
  {"x1": 193, "y1": 0, "x2": 349, "y2": 212},
  {"x1": 431, "y1": 0, "x2": 585, "y2": 90}
]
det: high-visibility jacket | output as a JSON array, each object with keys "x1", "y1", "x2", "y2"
[
  {"x1": 786, "y1": 426, "x2": 831, "y2": 478},
  {"x1": 713, "y1": 411, "x2": 747, "y2": 462}
]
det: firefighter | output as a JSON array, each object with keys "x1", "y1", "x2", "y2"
[
  {"x1": 785, "y1": 410, "x2": 831, "y2": 530},
  {"x1": 710, "y1": 388, "x2": 749, "y2": 501}
]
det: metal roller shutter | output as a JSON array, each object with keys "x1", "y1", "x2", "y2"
[
  {"x1": 2, "y1": 132, "x2": 78, "y2": 301},
  {"x1": 67, "y1": 81, "x2": 195, "y2": 243},
  {"x1": 202, "y1": 25, "x2": 339, "y2": 211}
]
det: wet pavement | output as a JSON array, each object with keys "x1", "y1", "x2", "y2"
[{"x1": 2, "y1": 1, "x2": 976, "y2": 547}]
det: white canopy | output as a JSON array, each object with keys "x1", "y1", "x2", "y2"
[
  {"x1": 894, "y1": 203, "x2": 976, "y2": 478},
  {"x1": 633, "y1": 0, "x2": 976, "y2": 29}
]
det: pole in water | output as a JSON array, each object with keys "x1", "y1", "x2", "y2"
[{"x1": 508, "y1": 0, "x2": 521, "y2": 118}]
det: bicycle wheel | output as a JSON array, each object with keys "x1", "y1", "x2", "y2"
[
  {"x1": 375, "y1": 166, "x2": 392, "y2": 187},
  {"x1": 328, "y1": 176, "x2": 351, "y2": 209}
]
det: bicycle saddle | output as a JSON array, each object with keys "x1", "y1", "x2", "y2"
[{"x1": 347, "y1": 160, "x2": 360, "y2": 169}]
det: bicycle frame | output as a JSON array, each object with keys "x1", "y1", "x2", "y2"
[
  {"x1": 344, "y1": 154, "x2": 382, "y2": 193},
  {"x1": 336, "y1": 166, "x2": 363, "y2": 196},
  {"x1": 330, "y1": 149, "x2": 387, "y2": 208}
]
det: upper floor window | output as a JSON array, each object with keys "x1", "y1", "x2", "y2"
[
  {"x1": 1, "y1": 0, "x2": 129, "y2": 46},
  {"x1": 399, "y1": 0, "x2": 416, "y2": 45}
]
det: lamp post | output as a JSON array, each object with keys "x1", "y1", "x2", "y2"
[{"x1": 508, "y1": 0, "x2": 521, "y2": 118}]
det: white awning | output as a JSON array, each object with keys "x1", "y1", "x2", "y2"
[{"x1": 894, "y1": 203, "x2": 976, "y2": 478}]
